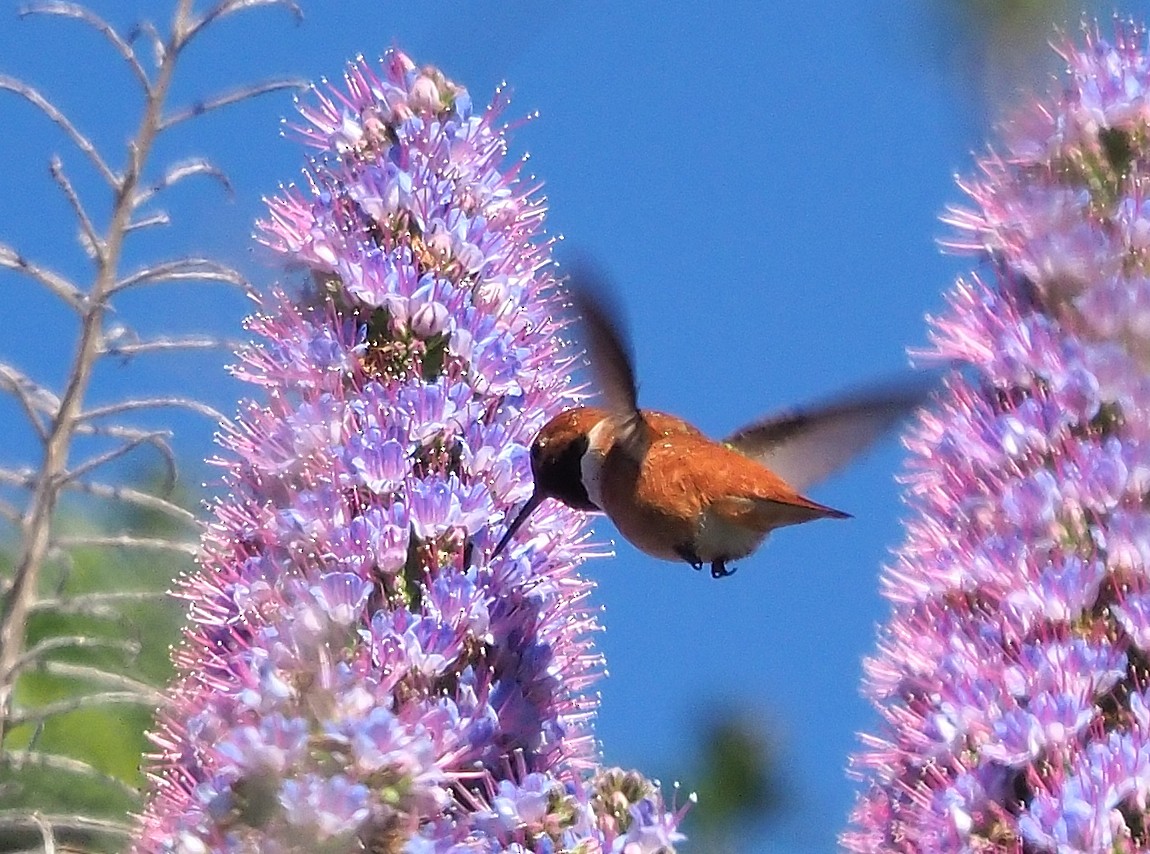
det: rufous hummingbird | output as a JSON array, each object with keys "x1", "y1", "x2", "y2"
[{"x1": 492, "y1": 271, "x2": 931, "y2": 578}]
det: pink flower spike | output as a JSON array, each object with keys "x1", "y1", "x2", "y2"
[
  {"x1": 847, "y1": 22, "x2": 1150, "y2": 852},
  {"x1": 137, "y1": 51, "x2": 685, "y2": 852}
]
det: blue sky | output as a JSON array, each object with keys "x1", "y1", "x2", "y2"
[{"x1": 0, "y1": 1, "x2": 1129, "y2": 850}]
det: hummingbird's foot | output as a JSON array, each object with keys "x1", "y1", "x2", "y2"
[
  {"x1": 674, "y1": 544, "x2": 704, "y2": 572},
  {"x1": 710, "y1": 560, "x2": 737, "y2": 579}
]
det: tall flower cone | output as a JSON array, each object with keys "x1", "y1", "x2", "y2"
[
  {"x1": 846, "y1": 24, "x2": 1150, "y2": 853},
  {"x1": 137, "y1": 52, "x2": 685, "y2": 852}
]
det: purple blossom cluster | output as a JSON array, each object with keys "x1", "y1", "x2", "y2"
[
  {"x1": 845, "y1": 25, "x2": 1150, "y2": 853},
  {"x1": 137, "y1": 52, "x2": 684, "y2": 852}
]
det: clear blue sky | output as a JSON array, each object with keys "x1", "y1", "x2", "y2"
[{"x1": 0, "y1": 1, "x2": 1127, "y2": 850}]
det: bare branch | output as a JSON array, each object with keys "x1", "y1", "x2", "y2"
[
  {"x1": 0, "y1": 76, "x2": 117, "y2": 185},
  {"x1": 18, "y1": 2, "x2": 150, "y2": 91},
  {"x1": 1, "y1": 464, "x2": 194, "y2": 524},
  {"x1": 13, "y1": 636, "x2": 141, "y2": 674},
  {"x1": 51, "y1": 535, "x2": 198, "y2": 555},
  {"x1": 179, "y1": 0, "x2": 303, "y2": 48},
  {"x1": 0, "y1": 467, "x2": 32, "y2": 490},
  {"x1": 72, "y1": 422, "x2": 172, "y2": 443},
  {"x1": 48, "y1": 157, "x2": 101, "y2": 260},
  {"x1": 100, "y1": 334, "x2": 241, "y2": 357},
  {"x1": 67, "y1": 478, "x2": 196, "y2": 524},
  {"x1": 32, "y1": 811, "x2": 56, "y2": 854},
  {"x1": 128, "y1": 19, "x2": 165, "y2": 68},
  {"x1": 8, "y1": 691, "x2": 155, "y2": 727},
  {"x1": 0, "y1": 363, "x2": 59, "y2": 441},
  {"x1": 70, "y1": 426, "x2": 179, "y2": 495},
  {"x1": 0, "y1": 499, "x2": 21, "y2": 527},
  {"x1": 97, "y1": 321, "x2": 138, "y2": 353},
  {"x1": 0, "y1": 364, "x2": 62, "y2": 416},
  {"x1": 31, "y1": 590, "x2": 171, "y2": 618},
  {"x1": 1, "y1": 750, "x2": 138, "y2": 799},
  {"x1": 0, "y1": 364, "x2": 61, "y2": 413},
  {"x1": 64, "y1": 430, "x2": 176, "y2": 486},
  {"x1": 0, "y1": 430, "x2": 168, "y2": 512},
  {"x1": 159, "y1": 77, "x2": 306, "y2": 130},
  {"x1": 125, "y1": 210, "x2": 171, "y2": 232},
  {"x1": 112, "y1": 256, "x2": 248, "y2": 294},
  {"x1": 80, "y1": 396, "x2": 224, "y2": 422},
  {"x1": 0, "y1": 811, "x2": 132, "y2": 839},
  {"x1": 0, "y1": 0, "x2": 254, "y2": 751},
  {"x1": 0, "y1": 396, "x2": 46, "y2": 442},
  {"x1": 0, "y1": 243, "x2": 85, "y2": 309},
  {"x1": 133, "y1": 157, "x2": 233, "y2": 206},
  {"x1": 40, "y1": 663, "x2": 164, "y2": 703}
]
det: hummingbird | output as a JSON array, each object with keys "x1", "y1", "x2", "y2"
[{"x1": 491, "y1": 272, "x2": 931, "y2": 578}]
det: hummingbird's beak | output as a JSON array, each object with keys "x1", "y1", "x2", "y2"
[{"x1": 491, "y1": 491, "x2": 545, "y2": 559}]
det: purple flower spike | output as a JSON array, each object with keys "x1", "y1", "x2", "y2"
[
  {"x1": 846, "y1": 23, "x2": 1150, "y2": 852},
  {"x1": 138, "y1": 52, "x2": 683, "y2": 851}
]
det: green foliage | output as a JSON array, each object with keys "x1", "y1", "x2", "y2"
[
  {"x1": 0, "y1": 487, "x2": 189, "y2": 851},
  {"x1": 671, "y1": 707, "x2": 782, "y2": 852}
]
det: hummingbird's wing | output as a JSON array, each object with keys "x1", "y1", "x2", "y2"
[
  {"x1": 565, "y1": 264, "x2": 640, "y2": 419},
  {"x1": 723, "y1": 376, "x2": 935, "y2": 493}
]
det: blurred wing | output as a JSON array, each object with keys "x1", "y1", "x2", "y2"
[
  {"x1": 564, "y1": 262, "x2": 640, "y2": 418},
  {"x1": 724, "y1": 375, "x2": 935, "y2": 492}
]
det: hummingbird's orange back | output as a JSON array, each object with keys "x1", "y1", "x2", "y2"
[{"x1": 596, "y1": 411, "x2": 846, "y2": 564}]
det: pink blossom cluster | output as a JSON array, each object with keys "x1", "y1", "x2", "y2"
[
  {"x1": 847, "y1": 25, "x2": 1150, "y2": 852},
  {"x1": 137, "y1": 52, "x2": 683, "y2": 852}
]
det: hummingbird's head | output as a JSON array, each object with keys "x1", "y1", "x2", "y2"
[
  {"x1": 491, "y1": 407, "x2": 608, "y2": 558},
  {"x1": 529, "y1": 407, "x2": 606, "y2": 512}
]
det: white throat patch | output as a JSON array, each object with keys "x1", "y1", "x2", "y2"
[{"x1": 580, "y1": 418, "x2": 613, "y2": 510}]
